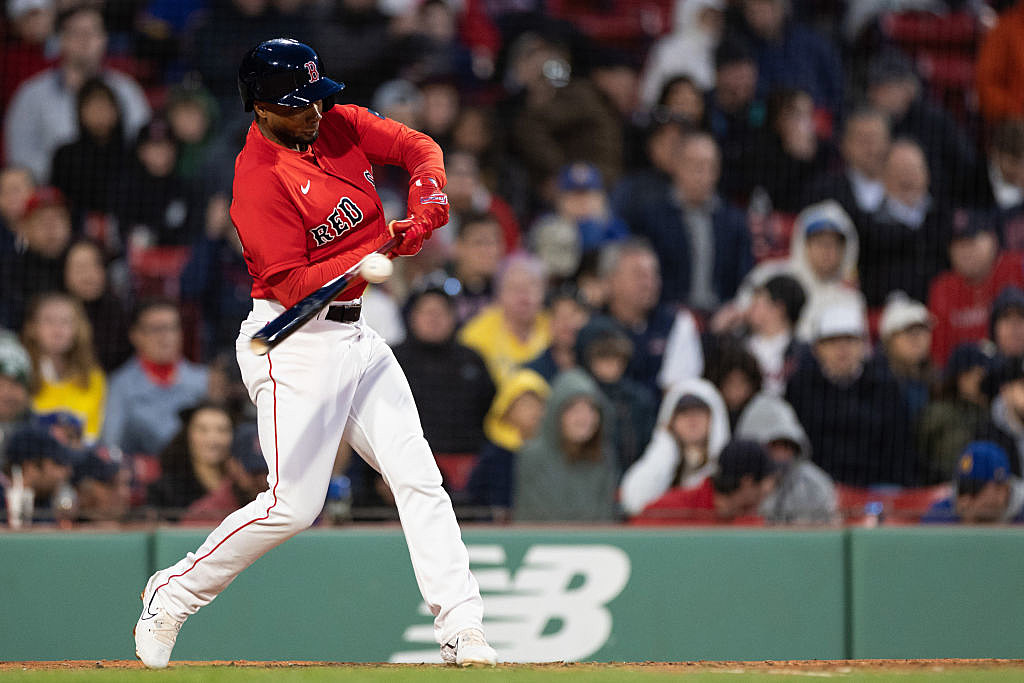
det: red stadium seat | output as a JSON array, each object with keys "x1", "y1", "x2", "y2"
[
  {"x1": 128, "y1": 245, "x2": 191, "y2": 299},
  {"x1": 434, "y1": 453, "x2": 478, "y2": 493},
  {"x1": 837, "y1": 484, "x2": 951, "y2": 524},
  {"x1": 882, "y1": 11, "x2": 978, "y2": 49}
]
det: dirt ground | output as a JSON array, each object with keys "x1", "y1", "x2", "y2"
[{"x1": 2, "y1": 659, "x2": 1023, "y2": 673}]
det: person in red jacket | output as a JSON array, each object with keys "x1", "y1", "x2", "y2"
[
  {"x1": 133, "y1": 39, "x2": 496, "y2": 669},
  {"x1": 928, "y1": 209, "x2": 1024, "y2": 366},
  {"x1": 977, "y1": 0, "x2": 1024, "y2": 123}
]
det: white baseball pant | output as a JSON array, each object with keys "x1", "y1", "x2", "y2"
[{"x1": 144, "y1": 299, "x2": 484, "y2": 645}]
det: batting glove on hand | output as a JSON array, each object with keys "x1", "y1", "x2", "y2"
[
  {"x1": 388, "y1": 218, "x2": 430, "y2": 256},
  {"x1": 407, "y1": 176, "x2": 449, "y2": 231}
]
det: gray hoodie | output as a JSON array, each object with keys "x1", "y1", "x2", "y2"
[{"x1": 734, "y1": 393, "x2": 838, "y2": 524}]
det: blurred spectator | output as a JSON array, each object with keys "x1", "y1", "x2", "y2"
[
  {"x1": 3, "y1": 5, "x2": 150, "y2": 182},
  {"x1": 21, "y1": 292, "x2": 105, "y2": 444},
  {"x1": 312, "y1": 0, "x2": 394, "y2": 108},
  {"x1": 514, "y1": 369, "x2": 618, "y2": 522},
  {"x1": 101, "y1": 299, "x2": 208, "y2": 456},
  {"x1": 703, "y1": 341, "x2": 763, "y2": 429},
  {"x1": 418, "y1": 75, "x2": 460, "y2": 151},
  {"x1": 612, "y1": 119, "x2": 686, "y2": 232},
  {"x1": 530, "y1": 162, "x2": 628, "y2": 269},
  {"x1": 147, "y1": 402, "x2": 232, "y2": 519},
  {"x1": 458, "y1": 253, "x2": 551, "y2": 385},
  {"x1": 525, "y1": 288, "x2": 589, "y2": 382},
  {"x1": 655, "y1": 75, "x2": 708, "y2": 130},
  {"x1": 0, "y1": 164, "x2": 36, "y2": 253},
  {"x1": 165, "y1": 82, "x2": 219, "y2": 182},
  {"x1": 63, "y1": 239, "x2": 131, "y2": 372},
  {"x1": 639, "y1": 0, "x2": 725, "y2": 104},
  {"x1": 372, "y1": 78, "x2": 423, "y2": 130},
  {"x1": 879, "y1": 294, "x2": 935, "y2": 421},
  {"x1": 393, "y1": 285, "x2": 494, "y2": 455},
  {"x1": 633, "y1": 131, "x2": 753, "y2": 312},
  {"x1": 988, "y1": 286, "x2": 1024, "y2": 359},
  {"x1": 928, "y1": 210, "x2": 1024, "y2": 366},
  {"x1": 464, "y1": 368, "x2": 549, "y2": 517},
  {"x1": 706, "y1": 35, "x2": 765, "y2": 202},
  {"x1": 749, "y1": 88, "x2": 826, "y2": 213},
  {"x1": 73, "y1": 451, "x2": 130, "y2": 523},
  {"x1": 632, "y1": 439, "x2": 776, "y2": 524},
  {"x1": 179, "y1": 194, "x2": 251, "y2": 360},
  {"x1": 858, "y1": 139, "x2": 950, "y2": 308},
  {"x1": 976, "y1": 0, "x2": 1024, "y2": 123},
  {"x1": 515, "y1": 49, "x2": 637, "y2": 190},
  {"x1": 444, "y1": 151, "x2": 521, "y2": 254},
  {"x1": 735, "y1": 393, "x2": 837, "y2": 524},
  {"x1": 112, "y1": 118, "x2": 202, "y2": 248},
  {"x1": 743, "y1": 274, "x2": 807, "y2": 395},
  {"x1": 574, "y1": 316, "x2": 657, "y2": 474},
  {"x1": 619, "y1": 378, "x2": 730, "y2": 515},
  {"x1": 187, "y1": 0, "x2": 281, "y2": 113},
  {"x1": 49, "y1": 77, "x2": 129, "y2": 228},
  {"x1": 785, "y1": 303, "x2": 919, "y2": 486},
  {"x1": 0, "y1": 186, "x2": 72, "y2": 330},
  {"x1": 450, "y1": 105, "x2": 532, "y2": 220},
  {"x1": 918, "y1": 343, "x2": 993, "y2": 483},
  {"x1": 182, "y1": 420, "x2": 269, "y2": 525},
  {"x1": 594, "y1": 239, "x2": 704, "y2": 394},
  {"x1": 0, "y1": 0, "x2": 56, "y2": 111},
  {"x1": 436, "y1": 212, "x2": 502, "y2": 326},
  {"x1": 390, "y1": 1, "x2": 477, "y2": 87},
  {"x1": 922, "y1": 441, "x2": 1024, "y2": 523},
  {"x1": 984, "y1": 355, "x2": 1024, "y2": 475},
  {"x1": 0, "y1": 331, "x2": 34, "y2": 460},
  {"x1": 976, "y1": 119, "x2": 1024, "y2": 219},
  {"x1": 0, "y1": 425, "x2": 72, "y2": 522},
  {"x1": 736, "y1": 0, "x2": 843, "y2": 118},
  {"x1": 804, "y1": 106, "x2": 890, "y2": 225},
  {"x1": 865, "y1": 50, "x2": 978, "y2": 205}
]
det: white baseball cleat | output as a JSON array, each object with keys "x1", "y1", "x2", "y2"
[
  {"x1": 440, "y1": 628, "x2": 497, "y2": 667},
  {"x1": 133, "y1": 577, "x2": 185, "y2": 669}
]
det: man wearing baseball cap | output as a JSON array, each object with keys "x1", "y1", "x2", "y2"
[
  {"x1": 922, "y1": 441, "x2": 1024, "y2": 524},
  {"x1": 785, "y1": 302, "x2": 918, "y2": 486}
]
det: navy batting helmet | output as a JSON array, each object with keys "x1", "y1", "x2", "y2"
[{"x1": 238, "y1": 38, "x2": 344, "y2": 112}]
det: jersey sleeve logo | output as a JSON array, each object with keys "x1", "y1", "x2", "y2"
[{"x1": 309, "y1": 197, "x2": 364, "y2": 247}]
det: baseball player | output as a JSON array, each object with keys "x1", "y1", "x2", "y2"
[{"x1": 133, "y1": 39, "x2": 496, "y2": 668}]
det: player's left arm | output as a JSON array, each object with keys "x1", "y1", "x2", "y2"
[{"x1": 340, "y1": 106, "x2": 449, "y2": 254}]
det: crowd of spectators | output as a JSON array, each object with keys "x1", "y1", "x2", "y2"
[{"x1": 5, "y1": 0, "x2": 1024, "y2": 528}]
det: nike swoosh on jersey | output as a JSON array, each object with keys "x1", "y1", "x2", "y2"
[{"x1": 300, "y1": 180, "x2": 311, "y2": 194}]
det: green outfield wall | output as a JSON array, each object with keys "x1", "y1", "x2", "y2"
[{"x1": 1, "y1": 527, "x2": 1022, "y2": 662}]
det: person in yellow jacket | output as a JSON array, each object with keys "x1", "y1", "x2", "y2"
[
  {"x1": 21, "y1": 292, "x2": 105, "y2": 444},
  {"x1": 458, "y1": 253, "x2": 551, "y2": 385}
]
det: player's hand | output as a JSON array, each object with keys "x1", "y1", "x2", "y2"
[
  {"x1": 388, "y1": 218, "x2": 430, "y2": 256},
  {"x1": 407, "y1": 175, "x2": 449, "y2": 232}
]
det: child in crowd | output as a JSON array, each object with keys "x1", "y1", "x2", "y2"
[
  {"x1": 878, "y1": 295, "x2": 935, "y2": 421},
  {"x1": 514, "y1": 369, "x2": 618, "y2": 522},
  {"x1": 619, "y1": 377, "x2": 730, "y2": 516},
  {"x1": 21, "y1": 292, "x2": 105, "y2": 445}
]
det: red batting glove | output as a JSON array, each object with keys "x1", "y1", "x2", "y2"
[
  {"x1": 388, "y1": 218, "x2": 430, "y2": 256},
  {"x1": 407, "y1": 175, "x2": 449, "y2": 231}
]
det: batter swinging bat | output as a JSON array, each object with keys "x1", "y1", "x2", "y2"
[{"x1": 249, "y1": 234, "x2": 402, "y2": 355}]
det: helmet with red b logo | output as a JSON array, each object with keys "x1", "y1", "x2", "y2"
[{"x1": 237, "y1": 38, "x2": 344, "y2": 112}]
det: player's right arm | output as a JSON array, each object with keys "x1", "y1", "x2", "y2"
[{"x1": 231, "y1": 166, "x2": 386, "y2": 308}]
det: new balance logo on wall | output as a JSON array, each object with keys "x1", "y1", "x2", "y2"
[{"x1": 390, "y1": 544, "x2": 631, "y2": 663}]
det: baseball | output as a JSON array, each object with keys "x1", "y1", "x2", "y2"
[{"x1": 360, "y1": 253, "x2": 393, "y2": 283}]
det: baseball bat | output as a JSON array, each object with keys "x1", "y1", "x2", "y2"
[{"x1": 248, "y1": 235, "x2": 402, "y2": 355}]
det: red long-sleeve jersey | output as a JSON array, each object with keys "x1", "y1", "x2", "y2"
[{"x1": 229, "y1": 104, "x2": 446, "y2": 307}]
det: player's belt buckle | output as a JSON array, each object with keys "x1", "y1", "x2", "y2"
[{"x1": 325, "y1": 304, "x2": 361, "y2": 323}]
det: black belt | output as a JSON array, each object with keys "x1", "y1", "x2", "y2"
[{"x1": 325, "y1": 304, "x2": 361, "y2": 323}]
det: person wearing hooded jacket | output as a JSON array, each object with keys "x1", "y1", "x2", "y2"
[
  {"x1": 619, "y1": 377, "x2": 730, "y2": 516},
  {"x1": 734, "y1": 393, "x2": 837, "y2": 524},
  {"x1": 716, "y1": 199, "x2": 865, "y2": 343},
  {"x1": 464, "y1": 368, "x2": 550, "y2": 516},
  {"x1": 639, "y1": 0, "x2": 725, "y2": 104},
  {"x1": 514, "y1": 369, "x2": 619, "y2": 522}
]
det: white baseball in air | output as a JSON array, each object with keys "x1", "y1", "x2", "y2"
[{"x1": 360, "y1": 253, "x2": 393, "y2": 283}]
